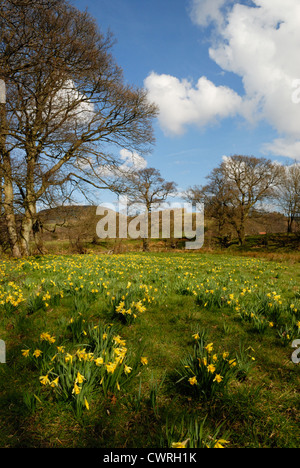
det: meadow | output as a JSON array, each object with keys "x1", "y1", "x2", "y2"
[{"x1": 0, "y1": 251, "x2": 299, "y2": 448}]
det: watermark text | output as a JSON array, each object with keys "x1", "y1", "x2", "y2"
[{"x1": 96, "y1": 201, "x2": 204, "y2": 250}]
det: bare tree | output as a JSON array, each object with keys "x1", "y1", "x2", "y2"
[
  {"x1": 275, "y1": 162, "x2": 300, "y2": 234},
  {"x1": 185, "y1": 172, "x2": 232, "y2": 240},
  {"x1": 0, "y1": 0, "x2": 158, "y2": 257},
  {"x1": 187, "y1": 155, "x2": 281, "y2": 246},
  {"x1": 122, "y1": 167, "x2": 177, "y2": 251},
  {"x1": 217, "y1": 156, "x2": 281, "y2": 245}
]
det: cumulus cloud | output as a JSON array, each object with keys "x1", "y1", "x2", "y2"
[
  {"x1": 145, "y1": 0, "x2": 300, "y2": 160},
  {"x1": 98, "y1": 149, "x2": 147, "y2": 178},
  {"x1": 144, "y1": 72, "x2": 242, "y2": 136},
  {"x1": 189, "y1": 0, "x2": 233, "y2": 27},
  {"x1": 208, "y1": 0, "x2": 300, "y2": 141},
  {"x1": 119, "y1": 149, "x2": 148, "y2": 171},
  {"x1": 53, "y1": 79, "x2": 95, "y2": 125},
  {"x1": 262, "y1": 139, "x2": 300, "y2": 160}
]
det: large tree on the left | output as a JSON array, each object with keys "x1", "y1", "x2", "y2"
[{"x1": 0, "y1": 0, "x2": 158, "y2": 257}]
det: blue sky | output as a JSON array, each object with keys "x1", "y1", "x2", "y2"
[{"x1": 71, "y1": 0, "x2": 299, "y2": 204}]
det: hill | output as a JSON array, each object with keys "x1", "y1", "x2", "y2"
[{"x1": 30, "y1": 204, "x2": 299, "y2": 256}]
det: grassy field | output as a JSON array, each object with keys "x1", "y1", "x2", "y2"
[{"x1": 0, "y1": 252, "x2": 299, "y2": 448}]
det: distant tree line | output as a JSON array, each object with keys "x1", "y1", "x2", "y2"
[{"x1": 185, "y1": 156, "x2": 300, "y2": 246}]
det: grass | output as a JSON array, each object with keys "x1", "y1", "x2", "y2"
[{"x1": 0, "y1": 251, "x2": 299, "y2": 448}]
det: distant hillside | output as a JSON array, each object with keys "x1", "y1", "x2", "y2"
[
  {"x1": 36, "y1": 204, "x2": 291, "y2": 247},
  {"x1": 0, "y1": 204, "x2": 295, "y2": 256},
  {"x1": 38, "y1": 205, "x2": 197, "y2": 242},
  {"x1": 38, "y1": 205, "x2": 96, "y2": 225}
]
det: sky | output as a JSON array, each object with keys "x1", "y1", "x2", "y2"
[{"x1": 70, "y1": 0, "x2": 300, "y2": 205}]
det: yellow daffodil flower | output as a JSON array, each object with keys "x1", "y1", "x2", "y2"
[
  {"x1": 188, "y1": 376, "x2": 197, "y2": 385},
  {"x1": 213, "y1": 374, "x2": 223, "y2": 383},
  {"x1": 33, "y1": 349, "x2": 43, "y2": 358},
  {"x1": 205, "y1": 343, "x2": 214, "y2": 353}
]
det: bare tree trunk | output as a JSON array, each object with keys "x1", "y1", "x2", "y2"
[
  {"x1": 231, "y1": 207, "x2": 246, "y2": 246},
  {"x1": 142, "y1": 205, "x2": 151, "y2": 252},
  {"x1": 237, "y1": 224, "x2": 246, "y2": 246},
  {"x1": 19, "y1": 150, "x2": 37, "y2": 256},
  {"x1": 287, "y1": 217, "x2": 293, "y2": 234},
  {"x1": 237, "y1": 209, "x2": 246, "y2": 246},
  {"x1": 20, "y1": 207, "x2": 35, "y2": 256},
  {"x1": 142, "y1": 237, "x2": 149, "y2": 252},
  {"x1": 0, "y1": 97, "x2": 22, "y2": 257},
  {"x1": 2, "y1": 168, "x2": 21, "y2": 257}
]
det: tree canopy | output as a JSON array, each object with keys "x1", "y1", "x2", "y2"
[{"x1": 0, "y1": 0, "x2": 158, "y2": 256}]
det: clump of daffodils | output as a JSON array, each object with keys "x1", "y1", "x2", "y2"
[
  {"x1": 114, "y1": 299, "x2": 146, "y2": 324},
  {"x1": 176, "y1": 336, "x2": 238, "y2": 401},
  {"x1": 0, "y1": 281, "x2": 25, "y2": 312},
  {"x1": 22, "y1": 322, "x2": 148, "y2": 417}
]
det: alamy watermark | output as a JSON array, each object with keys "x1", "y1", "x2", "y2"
[
  {"x1": 0, "y1": 340, "x2": 5, "y2": 364},
  {"x1": 0, "y1": 79, "x2": 6, "y2": 104},
  {"x1": 291, "y1": 339, "x2": 300, "y2": 364},
  {"x1": 96, "y1": 201, "x2": 204, "y2": 250}
]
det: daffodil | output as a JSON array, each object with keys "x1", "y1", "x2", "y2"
[
  {"x1": 40, "y1": 332, "x2": 55, "y2": 343},
  {"x1": 106, "y1": 362, "x2": 117, "y2": 374},
  {"x1": 171, "y1": 440, "x2": 189, "y2": 448},
  {"x1": 213, "y1": 374, "x2": 223, "y2": 383},
  {"x1": 39, "y1": 374, "x2": 50, "y2": 386},
  {"x1": 50, "y1": 377, "x2": 59, "y2": 388},
  {"x1": 94, "y1": 357, "x2": 104, "y2": 366},
  {"x1": 207, "y1": 364, "x2": 216, "y2": 374},
  {"x1": 188, "y1": 376, "x2": 197, "y2": 386},
  {"x1": 72, "y1": 383, "x2": 81, "y2": 395},
  {"x1": 124, "y1": 365, "x2": 132, "y2": 374},
  {"x1": 33, "y1": 349, "x2": 43, "y2": 358},
  {"x1": 205, "y1": 343, "x2": 214, "y2": 353},
  {"x1": 21, "y1": 349, "x2": 30, "y2": 358},
  {"x1": 65, "y1": 353, "x2": 73, "y2": 363},
  {"x1": 213, "y1": 439, "x2": 230, "y2": 448},
  {"x1": 75, "y1": 371, "x2": 86, "y2": 384}
]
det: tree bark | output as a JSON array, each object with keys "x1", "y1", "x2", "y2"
[
  {"x1": 0, "y1": 99, "x2": 22, "y2": 257},
  {"x1": 237, "y1": 208, "x2": 246, "y2": 246},
  {"x1": 3, "y1": 175, "x2": 21, "y2": 257},
  {"x1": 20, "y1": 205, "x2": 35, "y2": 256}
]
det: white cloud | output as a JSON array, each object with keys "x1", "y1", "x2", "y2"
[
  {"x1": 98, "y1": 149, "x2": 147, "y2": 178},
  {"x1": 119, "y1": 149, "x2": 147, "y2": 171},
  {"x1": 262, "y1": 139, "x2": 300, "y2": 161},
  {"x1": 189, "y1": 0, "x2": 232, "y2": 27},
  {"x1": 53, "y1": 79, "x2": 95, "y2": 124},
  {"x1": 22, "y1": 79, "x2": 95, "y2": 128},
  {"x1": 144, "y1": 72, "x2": 242, "y2": 136},
  {"x1": 207, "y1": 0, "x2": 300, "y2": 140},
  {"x1": 145, "y1": 0, "x2": 300, "y2": 160}
]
